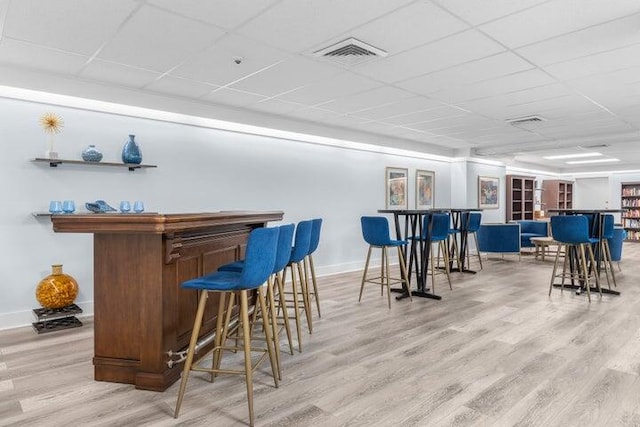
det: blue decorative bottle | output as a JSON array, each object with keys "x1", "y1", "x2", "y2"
[
  {"x1": 121, "y1": 134, "x2": 142, "y2": 164},
  {"x1": 82, "y1": 145, "x2": 103, "y2": 162}
]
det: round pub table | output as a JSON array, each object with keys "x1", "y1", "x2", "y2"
[{"x1": 529, "y1": 236, "x2": 558, "y2": 261}]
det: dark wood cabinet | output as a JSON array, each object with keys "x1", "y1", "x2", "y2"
[
  {"x1": 621, "y1": 182, "x2": 640, "y2": 241},
  {"x1": 51, "y1": 211, "x2": 283, "y2": 391},
  {"x1": 542, "y1": 180, "x2": 573, "y2": 212},
  {"x1": 506, "y1": 175, "x2": 535, "y2": 221}
]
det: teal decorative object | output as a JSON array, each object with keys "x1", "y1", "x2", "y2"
[
  {"x1": 82, "y1": 145, "x2": 103, "y2": 162},
  {"x1": 121, "y1": 134, "x2": 142, "y2": 164}
]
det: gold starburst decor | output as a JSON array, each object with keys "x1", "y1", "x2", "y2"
[{"x1": 39, "y1": 112, "x2": 64, "y2": 159}]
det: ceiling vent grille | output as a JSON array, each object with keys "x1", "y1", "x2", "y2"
[
  {"x1": 505, "y1": 115, "x2": 546, "y2": 126},
  {"x1": 312, "y1": 38, "x2": 387, "y2": 67}
]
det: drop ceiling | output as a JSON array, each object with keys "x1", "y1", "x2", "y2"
[{"x1": 1, "y1": 0, "x2": 640, "y2": 173}]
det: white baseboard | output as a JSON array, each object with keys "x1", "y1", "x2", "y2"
[{"x1": 0, "y1": 260, "x2": 385, "y2": 331}]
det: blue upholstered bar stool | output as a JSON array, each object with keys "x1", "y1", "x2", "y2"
[
  {"x1": 174, "y1": 226, "x2": 280, "y2": 426},
  {"x1": 608, "y1": 227, "x2": 626, "y2": 271},
  {"x1": 218, "y1": 224, "x2": 297, "y2": 358},
  {"x1": 409, "y1": 213, "x2": 452, "y2": 294},
  {"x1": 305, "y1": 218, "x2": 323, "y2": 318},
  {"x1": 447, "y1": 220, "x2": 463, "y2": 272},
  {"x1": 600, "y1": 214, "x2": 617, "y2": 288},
  {"x1": 359, "y1": 216, "x2": 411, "y2": 309},
  {"x1": 466, "y1": 212, "x2": 483, "y2": 270},
  {"x1": 282, "y1": 220, "x2": 313, "y2": 352},
  {"x1": 549, "y1": 215, "x2": 601, "y2": 302}
]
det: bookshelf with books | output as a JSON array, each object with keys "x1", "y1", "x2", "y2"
[{"x1": 622, "y1": 182, "x2": 640, "y2": 241}]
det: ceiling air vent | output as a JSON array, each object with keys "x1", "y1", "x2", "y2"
[
  {"x1": 505, "y1": 115, "x2": 546, "y2": 126},
  {"x1": 312, "y1": 38, "x2": 387, "y2": 67}
]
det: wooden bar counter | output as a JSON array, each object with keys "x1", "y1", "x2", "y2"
[{"x1": 51, "y1": 211, "x2": 283, "y2": 391}]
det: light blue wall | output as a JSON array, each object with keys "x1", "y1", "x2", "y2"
[{"x1": 0, "y1": 96, "x2": 460, "y2": 328}]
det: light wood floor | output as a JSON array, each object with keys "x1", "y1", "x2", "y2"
[{"x1": 2, "y1": 245, "x2": 640, "y2": 427}]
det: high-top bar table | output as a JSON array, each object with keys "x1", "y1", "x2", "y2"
[
  {"x1": 378, "y1": 209, "x2": 450, "y2": 300},
  {"x1": 51, "y1": 211, "x2": 283, "y2": 391},
  {"x1": 548, "y1": 208, "x2": 625, "y2": 296}
]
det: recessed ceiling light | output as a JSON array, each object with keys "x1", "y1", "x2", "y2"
[
  {"x1": 543, "y1": 152, "x2": 602, "y2": 160},
  {"x1": 566, "y1": 158, "x2": 620, "y2": 165}
]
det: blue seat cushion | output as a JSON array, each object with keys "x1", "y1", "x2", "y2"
[
  {"x1": 218, "y1": 260, "x2": 244, "y2": 273},
  {"x1": 182, "y1": 271, "x2": 250, "y2": 291}
]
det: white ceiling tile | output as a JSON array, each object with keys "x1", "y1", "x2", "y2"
[
  {"x1": 319, "y1": 86, "x2": 414, "y2": 114},
  {"x1": 608, "y1": 67, "x2": 640, "y2": 85},
  {"x1": 517, "y1": 13, "x2": 640, "y2": 66},
  {"x1": 2, "y1": 0, "x2": 137, "y2": 55},
  {"x1": 201, "y1": 88, "x2": 267, "y2": 107},
  {"x1": 357, "y1": 30, "x2": 505, "y2": 83},
  {"x1": 80, "y1": 60, "x2": 161, "y2": 88},
  {"x1": 480, "y1": 0, "x2": 640, "y2": 48},
  {"x1": 436, "y1": 0, "x2": 549, "y2": 25},
  {"x1": 350, "y1": 1, "x2": 468, "y2": 54},
  {"x1": 148, "y1": 0, "x2": 278, "y2": 29},
  {"x1": 544, "y1": 43, "x2": 640, "y2": 81},
  {"x1": 0, "y1": 38, "x2": 88, "y2": 74},
  {"x1": 236, "y1": 0, "x2": 414, "y2": 53},
  {"x1": 384, "y1": 105, "x2": 467, "y2": 126},
  {"x1": 172, "y1": 34, "x2": 288, "y2": 86},
  {"x1": 248, "y1": 99, "x2": 305, "y2": 115},
  {"x1": 229, "y1": 57, "x2": 343, "y2": 97},
  {"x1": 351, "y1": 96, "x2": 445, "y2": 120},
  {"x1": 398, "y1": 52, "x2": 534, "y2": 95},
  {"x1": 145, "y1": 76, "x2": 218, "y2": 98},
  {"x1": 408, "y1": 115, "x2": 496, "y2": 132},
  {"x1": 277, "y1": 72, "x2": 381, "y2": 105},
  {"x1": 287, "y1": 107, "x2": 343, "y2": 123},
  {"x1": 98, "y1": 5, "x2": 225, "y2": 72},
  {"x1": 432, "y1": 69, "x2": 556, "y2": 103}
]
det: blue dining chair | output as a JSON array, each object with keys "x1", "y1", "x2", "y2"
[
  {"x1": 409, "y1": 213, "x2": 452, "y2": 294},
  {"x1": 174, "y1": 226, "x2": 280, "y2": 426},
  {"x1": 549, "y1": 215, "x2": 601, "y2": 302},
  {"x1": 359, "y1": 216, "x2": 410, "y2": 308}
]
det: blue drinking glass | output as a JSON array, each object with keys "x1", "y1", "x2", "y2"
[
  {"x1": 49, "y1": 201, "x2": 63, "y2": 214},
  {"x1": 119, "y1": 201, "x2": 131, "y2": 213},
  {"x1": 62, "y1": 200, "x2": 75, "y2": 214},
  {"x1": 133, "y1": 201, "x2": 144, "y2": 213}
]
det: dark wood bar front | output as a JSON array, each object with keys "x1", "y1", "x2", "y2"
[{"x1": 51, "y1": 211, "x2": 283, "y2": 391}]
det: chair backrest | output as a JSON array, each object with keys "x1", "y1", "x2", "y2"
[
  {"x1": 421, "y1": 213, "x2": 450, "y2": 241},
  {"x1": 308, "y1": 218, "x2": 323, "y2": 255},
  {"x1": 240, "y1": 227, "x2": 279, "y2": 288},
  {"x1": 608, "y1": 227, "x2": 625, "y2": 262},
  {"x1": 273, "y1": 224, "x2": 295, "y2": 273},
  {"x1": 290, "y1": 220, "x2": 313, "y2": 263},
  {"x1": 361, "y1": 216, "x2": 393, "y2": 246},
  {"x1": 468, "y1": 212, "x2": 482, "y2": 233},
  {"x1": 550, "y1": 215, "x2": 590, "y2": 244},
  {"x1": 602, "y1": 214, "x2": 614, "y2": 239}
]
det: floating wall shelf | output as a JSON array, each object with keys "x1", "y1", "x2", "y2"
[{"x1": 32, "y1": 157, "x2": 157, "y2": 171}]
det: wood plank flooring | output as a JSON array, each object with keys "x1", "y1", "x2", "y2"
[{"x1": 2, "y1": 245, "x2": 640, "y2": 426}]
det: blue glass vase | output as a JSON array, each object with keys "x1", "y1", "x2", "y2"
[
  {"x1": 82, "y1": 145, "x2": 103, "y2": 162},
  {"x1": 121, "y1": 134, "x2": 142, "y2": 164}
]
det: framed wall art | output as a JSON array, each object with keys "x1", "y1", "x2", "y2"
[
  {"x1": 478, "y1": 176, "x2": 499, "y2": 209},
  {"x1": 385, "y1": 167, "x2": 408, "y2": 209},
  {"x1": 415, "y1": 170, "x2": 435, "y2": 209}
]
